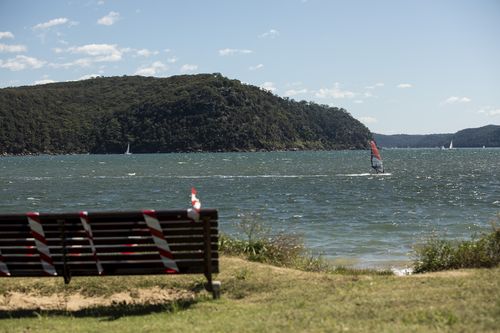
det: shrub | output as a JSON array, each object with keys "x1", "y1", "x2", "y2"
[
  {"x1": 219, "y1": 213, "x2": 330, "y2": 272},
  {"x1": 413, "y1": 221, "x2": 500, "y2": 273}
]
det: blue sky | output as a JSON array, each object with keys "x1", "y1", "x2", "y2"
[{"x1": 0, "y1": 0, "x2": 499, "y2": 134}]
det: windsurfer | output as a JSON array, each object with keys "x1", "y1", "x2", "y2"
[{"x1": 369, "y1": 140, "x2": 384, "y2": 173}]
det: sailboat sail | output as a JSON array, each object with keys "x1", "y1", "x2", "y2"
[
  {"x1": 125, "y1": 143, "x2": 131, "y2": 155},
  {"x1": 449, "y1": 140, "x2": 453, "y2": 149},
  {"x1": 370, "y1": 140, "x2": 384, "y2": 173}
]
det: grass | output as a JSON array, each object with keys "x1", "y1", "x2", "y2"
[
  {"x1": 0, "y1": 217, "x2": 499, "y2": 332},
  {"x1": 0, "y1": 257, "x2": 499, "y2": 332}
]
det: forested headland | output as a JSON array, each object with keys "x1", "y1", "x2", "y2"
[
  {"x1": 374, "y1": 125, "x2": 500, "y2": 148},
  {"x1": 0, "y1": 74, "x2": 372, "y2": 155}
]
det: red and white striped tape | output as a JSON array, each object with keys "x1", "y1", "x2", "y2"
[
  {"x1": 80, "y1": 211, "x2": 104, "y2": 275},
  {"x1": 27, "y1": 212, "x2": 57, "y2": 276},
  {"x1": 142, "y1": 210, "x2": 179, "y2": 273},
  {"x1": 187, "y1": 187, "x2": 201, "y2": 222},
  {"x1": 0, "y1": 249, "x2": 10, "y2": 276}
]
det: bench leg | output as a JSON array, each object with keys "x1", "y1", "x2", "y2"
[
  {"x1": 211, "y1": 281, "x2": 221, "y2": 299},
  {"x1": 205, "y1": 280, "x2": 221, "y2": 299}
]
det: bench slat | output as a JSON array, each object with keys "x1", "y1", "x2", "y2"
[
  {"x1": 0, "y1": 221, "x2": 218, "y2": 232},
  {"x1": 0, "y1": 243, "x2": 219, "y2": 255}
]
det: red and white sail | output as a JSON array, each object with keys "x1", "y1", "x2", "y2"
[{"x1": 370, "y1": 140, "x2": 384, "y2": 173}]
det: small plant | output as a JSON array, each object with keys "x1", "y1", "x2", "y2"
[
  {"x1": 413, "y1": 218, "x2": 500, "y2": 273},
  {"x1": 219, "y1": 213, "x2": 331, "y2": 272}
]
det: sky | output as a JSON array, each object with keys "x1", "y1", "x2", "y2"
[{"x1": 0, "y1": 0, "x2": 499, "y2": 134}]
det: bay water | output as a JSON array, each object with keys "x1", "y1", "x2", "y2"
[{"x1": 1, "y1": 149, "x2": 499, "y2": 269}]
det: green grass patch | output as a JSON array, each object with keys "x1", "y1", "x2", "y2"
[
  {"x1": 1, "y1": 215, "x2": 499, "y2": 332},
  {"x1": 0, "y1": 257, "x2": 499, "y2": 332}
]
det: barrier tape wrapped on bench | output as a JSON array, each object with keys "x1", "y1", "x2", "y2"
[
  {"x1": 79, "y1": 211, "x2": 103, "y2": 275},
  {"x1": 0, "y1": 209, "x2": 218, "y2": 280},
  {"x1": 27, "y1": 212, "x2": 57, "y2": 276},
  {"x1": 143, "y1": 210, "x2": 179, "y2": 274}
]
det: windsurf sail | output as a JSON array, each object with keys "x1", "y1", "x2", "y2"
[{"x1": 369, "y1": 140, "x2": 384, "y2": 173}]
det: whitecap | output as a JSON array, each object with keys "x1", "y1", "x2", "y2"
[{"x1": 391, "y1": 267, "x2": 413, "y2": 276}]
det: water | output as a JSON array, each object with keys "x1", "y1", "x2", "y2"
[{"x1": 1, "y1": 149, "x2": 499, "y2": 268}]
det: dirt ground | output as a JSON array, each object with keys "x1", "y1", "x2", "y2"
[{"x1": 0, "y1": 287, "x2": 195, "y2": 311}]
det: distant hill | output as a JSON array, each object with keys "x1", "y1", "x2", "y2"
[
  {"x1": 0, "y1": 74, "x2": 372, "y2": 155},
  {"x1": 374, "y1": 125, "x2": 500, "y2": 148}
]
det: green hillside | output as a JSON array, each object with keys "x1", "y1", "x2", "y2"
[
  {"x1": 0, "y1": 74, "x2": 372, "y2": 155},
  {"x1": 374, "y1": 125, "x2": 500, "y2": 148}
]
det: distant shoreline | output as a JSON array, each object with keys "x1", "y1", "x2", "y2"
[{"x1": 4, "y1": 146, "x2": 500, "y2": 157}]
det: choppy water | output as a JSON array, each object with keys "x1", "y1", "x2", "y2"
[{"x1": 1, "y1": 149, "x2": 499, "y2": 268}]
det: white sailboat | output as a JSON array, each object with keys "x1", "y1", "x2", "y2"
[
  {"x1": 449, "y1": 140, "x2": 453, "y2": 149},
  {"x1": 124, "y1": 143, "x2": 132, "y2": 155}
]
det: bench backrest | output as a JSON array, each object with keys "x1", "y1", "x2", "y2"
[{"x1": 0, "y1": 209, "x2": 218, "y2": 281}]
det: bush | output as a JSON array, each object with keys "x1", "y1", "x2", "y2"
[
  {"x1": 413, "y1": 222, "x2": 500, "y2": 273},
  {"x1": 219, "y1": 213, "x2": 329, "y2": 272}
]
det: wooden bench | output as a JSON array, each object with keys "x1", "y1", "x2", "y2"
[{"x1": 0, "y1": 209, "x2": 220, "y2": 299}]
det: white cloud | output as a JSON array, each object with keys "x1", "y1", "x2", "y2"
[
  {"x1": 397, "y1": 83, "x2": 412, "y2": 88},
  {"x1": 97, "y1": 11, "x2": 120, "y2": 26},
  {"x1": 442, "y1": 96, "x2": 471, "y2": 105},
  {"x1": 49, "y1": 44, "x2": 125, "y2": 68},
  {"x1": 260, "y1": 82, "x2": 276, "y2": 93},
  {"x1": 0, "y1": 55, "x2": 46, "y2": 71},
  {"x1": 315, "y1": 83, "x2": 355, "y2": 99},
  {"x1": 0, "y1": 43, "x2": 27, "y2": 53},
  {"x1": 0, "y1": 32, "x2": 14, "y2": 39},
  {"x1": 365, "y1": 82, "x2": 384, "y2": 89},
  {"x1": 259, "y1": 29, "x2": 280, "y2": 39},
  {"x1": 134, "y1": 61, "x2": 167, "y2": 76},
  {"x1": 249, "y1": 64, "x2": 264, "y2": 71},
  {"x1": 353, "y1": 100, "x2": 364, "y2": 104},
  {"x1": 477, "y1": 106, "x2": 500, "y2": 116},
  {"x1": 68, "y1": 44, "x2": 123, "y2": 62},
  {"x1": 78, "y1": 74, "x2": 101, "y2": 80},
  {"x1": 50, "y1": 59, "x2": 89, "y2": 69},
  {"x1": 135, "y1": 48, "x2": 159, "y2": 57},
  {"x1": 359, "y1": 116, "x2": 377, "y2": 124},
  {"x1": 34, "y1": 79, "x2": 55, "y2": 85},
  {"x1": 167, "y1": 56, "x2": 178, "y2": 63},
  {"x1": 180, "y1": 64, "x2": 198, "y2": 73},
  {"x1": 284, "y1": 88, "x2": 308, "y2": 97},
  {"x1": 218, "y1": 48, "x2": 253, "y2": 56},
  {"x1": 33, "y1": 18, "x2": 70, "y2": 30}
]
